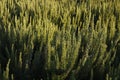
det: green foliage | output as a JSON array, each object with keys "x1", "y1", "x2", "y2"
[{"x1": 0, "y1": 0, "x2": 120, "y2": 80}]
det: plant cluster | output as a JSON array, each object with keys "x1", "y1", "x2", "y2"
[{"x1": 0, "y1": 0, "x2": 120, "y2": 80}]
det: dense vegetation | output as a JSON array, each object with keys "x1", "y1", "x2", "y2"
[{"x1": 0, "y1": 0, "x2": 120, "y2": 80}]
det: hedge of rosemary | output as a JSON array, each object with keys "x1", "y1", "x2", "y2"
[{"x1": 0, "y1": 0, "x2": 120, "y2": 80}]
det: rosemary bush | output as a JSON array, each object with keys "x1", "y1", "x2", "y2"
[{"x1": 0, "y1": 0, "x2": 120, "y2": 80}]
